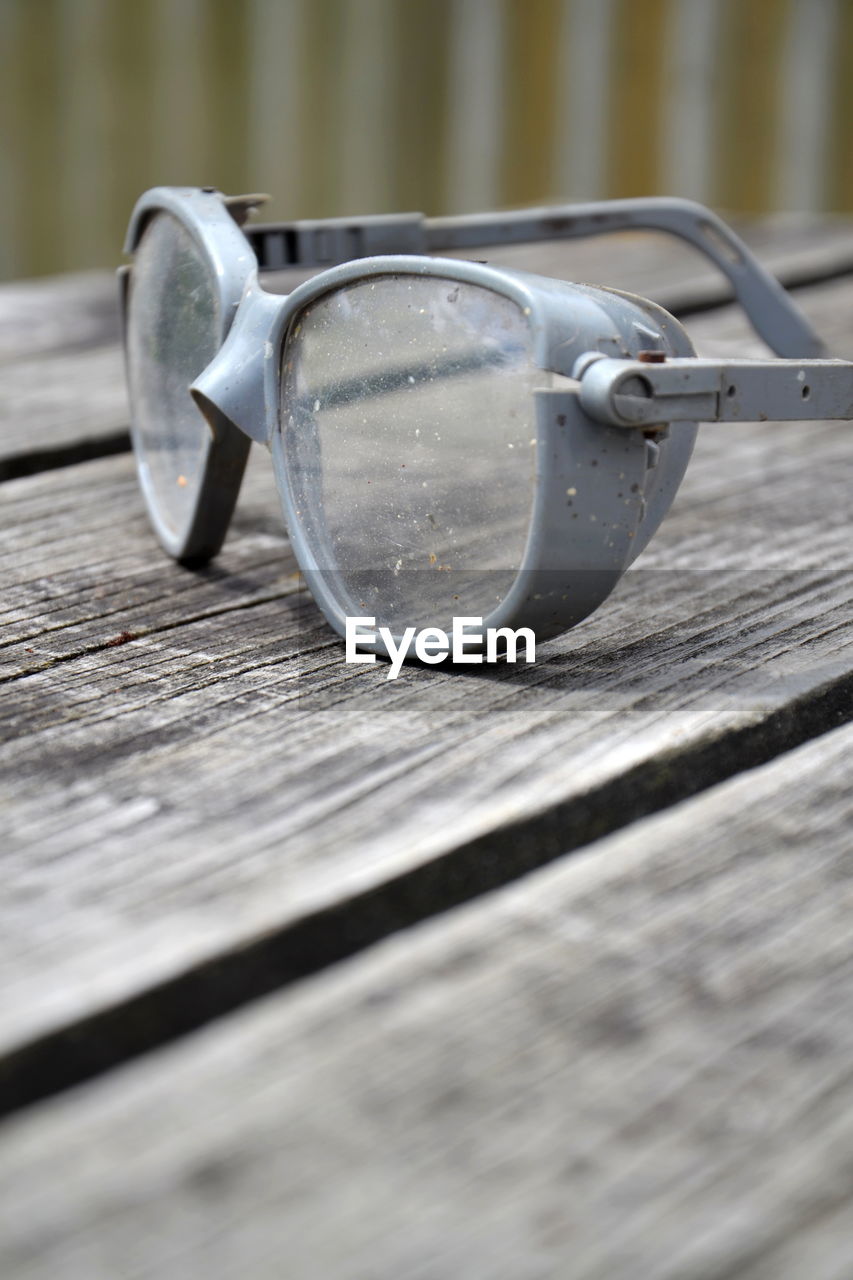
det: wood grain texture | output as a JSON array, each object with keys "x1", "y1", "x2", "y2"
[
  {"x1": 1, "y1": 268, "x2": 851, "y2": 1112},
  {"x1": 0, "y1": 720, "x2": 851, "y2": 1279},
  {"x1": 0, "y1": 270, "x2": 120, "y2": 364}
]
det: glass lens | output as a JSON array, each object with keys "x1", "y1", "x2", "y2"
[
  {"x1": 127, "y1": 212, "x2": 221, "y2": 540},
  {"x1": 281, "y1": 275, "x2": 540, "y2": 633}
]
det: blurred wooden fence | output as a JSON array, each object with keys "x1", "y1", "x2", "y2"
[{"x1": 0, "y1": 0, "x2": 850, "y2": 280}]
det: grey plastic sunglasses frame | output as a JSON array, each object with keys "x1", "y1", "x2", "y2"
[{"x1": 120, "y1": 187, "x2": 829, "y2": 654}]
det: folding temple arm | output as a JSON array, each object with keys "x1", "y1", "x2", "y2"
[
  {"x1": 573, "y1": 352, "x2": 853, "y2": 427},
  {"x1": 239, "y1": 196, "x2": 825, "y2": 359}
]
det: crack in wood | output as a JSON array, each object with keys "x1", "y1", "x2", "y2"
[{"x1": 0, "y1": 430, "x2": 130, "y2": 482}]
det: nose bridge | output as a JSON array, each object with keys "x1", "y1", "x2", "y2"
[{"x1": 191, "y1": 281, "x2": 285, "y2": 445}]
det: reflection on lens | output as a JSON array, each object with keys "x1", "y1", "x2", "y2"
[
  {"x1": 127, "y1": 212, "x2": 220, "y2": 539},
  {"x1": 281, "y1": 275, "x2": 539, "y2": 632}
]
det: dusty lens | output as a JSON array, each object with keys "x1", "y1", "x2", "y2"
[
  {"x1": 280, "y1": 275, "x2": 540, "y2": 632},
  {"x1": 127, "y1": 212, "x2": 221, "y2": 542}
]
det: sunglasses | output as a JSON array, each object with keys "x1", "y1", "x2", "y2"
[{"x1": 119, "y1": 187, "x2": 848, "y2": 661}]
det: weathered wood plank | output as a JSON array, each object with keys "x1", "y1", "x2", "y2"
[
  {"x1": 0, "y1": 346, "x2": 129, "y2": 479},
  {"x1": 1, "y1": 217, "x2": 852, "y2": 473},
  {"x1": 0, "y1": 449, "x2": 287, "y2": 669},
  {"x1": 0, "y1": 719, "x2": 851, "y2": 1279},
  {"x1": 0, "y1": 270, "x2": 851, "y2": 1112},
  {"x1": 0, "y1": 270, "x2": 120, "y2": 364}
]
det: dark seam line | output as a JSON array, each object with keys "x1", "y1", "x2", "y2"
[
  {"x1": 2, "y1": 257, "x2": 853, "y2": 486},
  {"x1": 1, "y1": 667, "x2": 851, "y2": 1125},
  {"x1": 0, "y1": 430, "x2": 130, "y2": 482},
  {"x1": 661, "y1": 258, "x2": 853, "y2": 321}
]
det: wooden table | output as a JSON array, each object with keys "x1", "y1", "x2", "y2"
[{"x1": 1, "y1": 218, "x2": 852, "y2": 1279}]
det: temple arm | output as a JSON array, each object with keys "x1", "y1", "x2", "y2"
[{"x1": 237, "y1": 196, "x2": 824, "y2": 359}]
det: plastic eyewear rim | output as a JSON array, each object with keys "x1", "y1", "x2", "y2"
[
  {"x1": 120, "y1": 186, "x2": 830, "y2": 655},
  {"x1": 121, "y1": 188, "x2": 258, "y2": 561}
]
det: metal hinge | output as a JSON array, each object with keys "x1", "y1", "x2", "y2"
[{"x1": 574, "y1": 352, "x2": 853, "y2": 426}]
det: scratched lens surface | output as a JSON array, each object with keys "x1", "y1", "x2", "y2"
[
  {"x1": 281, "y1": 275, "x2": 540, "y2": 632},
  {"x1": 127, "y1": 212, "x2": 220, "y2": 540}
]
